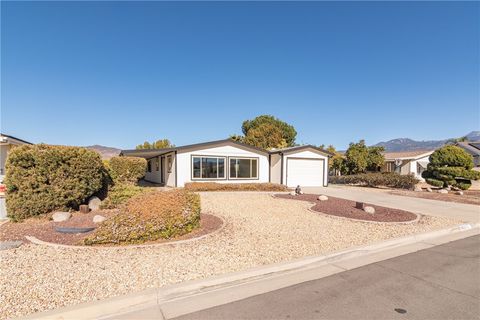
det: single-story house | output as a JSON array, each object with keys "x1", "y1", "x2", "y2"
[
  {"x1": 0, "y1": 134, "x2": 33, "y2": 180},
  {"x1": 456, "y1": 141, "x2": 480, "y2": 167},
  {"x1": 121, "y1": 139, "x2": 331, "y2": 188},
  {"x1": 380, "y1": 150, "x2": 434, "y2": 181}
]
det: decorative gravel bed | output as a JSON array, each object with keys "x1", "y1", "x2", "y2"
[
  {"x1": 275, "y1": 194, "x2": 417, "y2": 222},
  {"x1": 0, "y1": 211, "x2": 222, "y2": 246},
  {"x1": 0, "y1": 193, "x2": 460, "y2": 319},
  {"x1": 388, "y1": 189, "x2": 480, "y2": 206}
]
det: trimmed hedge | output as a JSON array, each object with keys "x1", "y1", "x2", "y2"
[
  {"x1": 329, "y1": 172, "x2": 419, "y2": 190},
  {"x1": 184, "y1": 182, "x2": 288, "y2": 192},
  {"x1": 5, "y1": 144, "x2": 105, "y2": 221},
  {"x1": 100, "y1": 184, "x2": 151, "y2": 209},
  {"x1": 108, "y1": 156, "x2": 147, "y2": 184},
  {"x1": 84, "y1": 189, "x2": 201, "y2": 245}
]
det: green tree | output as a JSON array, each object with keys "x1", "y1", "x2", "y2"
[
  {"x1": 326, "y1": 145, "x2": 346, "y2": 175},
  {"x1": 243, "y1": 123, "x2": 288, "y2": 150},
  {"x1": 344, "y1": 140, "x2": 369, "y2": 174},
  {"x1": 237, "y1": 115, "x2": 297, "y2": 148},
  {"x1": 422, "y1": 145, "x2": 480, "y2": 190},
  {"x1": 136, "y1": 139, "x2": 174, "y2": 150},
  {"x1": 366, "y1": 146, "x2": 385, "y2": 171}
]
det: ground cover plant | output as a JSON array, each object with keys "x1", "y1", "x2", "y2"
[
  {"x1": 84, "y1": 189, "x2": 201, "y2": 245},
  {"x1": 184, "y1": 182, "x2": 288, "y2": 192},
  {"x1": 329, "y1": 172, "x2": 419, "y2": 189},
  {"x1": 5, "y1": 144, "x2": 105, "y2": 221}
]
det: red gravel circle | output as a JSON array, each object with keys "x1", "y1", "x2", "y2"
[
  {"x1": 0, "y1": 212, "x2": 223, "y2": 246},
  {"x1": 275, "y1": 194, "x2": 418, "y2": 222}
]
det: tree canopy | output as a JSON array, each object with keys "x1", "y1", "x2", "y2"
[
  {"x1": 344, "y1": 140, "x2": 385, "y2": 174},
  {"x1": 233, "y1": 115, "x2": 297, "y2": 149},
  {"x1": 136, "y1": 139, "x2": 174, "y2": 150}
]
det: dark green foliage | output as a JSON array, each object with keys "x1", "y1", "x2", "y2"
[
  {"x1": 5, "y1": 144, "x2": 104, "y2": 221},
  {"x1": 84, "y1": 190, "x2": 201, "y2": 245},
  {"x1": 424, "y1": 146, "x2": 479, "y2": 190},
  {"x1": 343, "y1": 140, "x2": 385, "y2": 174},
  {"x1": 108, "y1": 156, "x2": 147, "y2": 184},
  {"x1": 237, "y1": 115, "x2": 297, "y2": 148},
  {"x1": 330, "y1": 172, "x2": 419, "y2": 189}
]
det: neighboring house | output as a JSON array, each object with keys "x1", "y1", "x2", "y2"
[
  {"x1": 121, "y1": 139, "x2": 331, "y2": 187},
  {"x1": 381, "y1": 150, "x2": 434, "y2": 181},
  {"x1": 455, "y1": 141, "x2": 480, "y2": 167},
  {"x1": 0, "y1": 134, "x2": 33, "y2": 180}
]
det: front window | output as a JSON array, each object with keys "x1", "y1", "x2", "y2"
[
  {"x1": 192, "y1": 156, "x2": 225, "y2": 179},
  {"x1": 229, "y1": 158, "x2": 258, "y2": 179}
]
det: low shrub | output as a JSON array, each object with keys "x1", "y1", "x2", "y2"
[
  {"x1": 108, "y1": 156, "x2": 147, "y2": 184},
  {"x1": 184, "y1": 182, "x2": 288, "y2": 192},
  {"x1": 425, "y1": 178, "x2": 444, "y2": 188},
  {"x1": 5, "y1": 144, "x2": 105, "y2": 221},
  {"x1": 100, "y1": 184, "x2": 150, "y2": 209},
  {"x1": 329, "y1": 172, "x2": 419, "y2": 190},
  {"x1": 84, "y1": 189, "x2": 201, "y2": 245}
]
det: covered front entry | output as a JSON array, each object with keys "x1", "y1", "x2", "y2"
[{"x1": 286, "y1": 158, "x2": 325, "y2": 187}]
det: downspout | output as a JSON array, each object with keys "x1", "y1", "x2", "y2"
[
  {"x1": 280, "y1": 152, "x2": 284, "y2": 185},
  {"x1": 268, "y1": 154, "x2": 271, "y2": 183},
  {"x1": 174, "y1": 151, "x2": 178, "y2": 188}
]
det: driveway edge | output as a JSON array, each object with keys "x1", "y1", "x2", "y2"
[{"x1": 19, "y1": 223, "x2": 480, "y2": 320}]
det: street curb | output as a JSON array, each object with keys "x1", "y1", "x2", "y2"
[{"x1": 19, "y1": 222, "x2": 480, "y2": 320}]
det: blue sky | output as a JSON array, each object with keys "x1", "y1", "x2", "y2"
[{"x1": 1, "y1": 1, "x2": 478, "y2": 149}]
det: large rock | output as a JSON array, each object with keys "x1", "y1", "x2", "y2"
[
  {"x1": 414, "y1": 186, "x2": 423, "y2": 192},
  {"x1": 318, "y1": 195, "x2": 328, "y2": 201},
  {"x1": 88, "y1": 196, "x2": 102, "y2": 211},
  {"x1": 438, "y1": 189, "x2": 448, "y2": 194},
  {"x1": 52, "y1": 211, "x2": 71, "y2": 222},
  {"x1": 364, "y1": 206, "x2": 375, "y2": 215},
  {"x1": 289, "y1": 191, "x2": 297, "y2": 196},
  {"x1": 456, "y1": 191, "x2": 464, "y2": 196},
  {"x1": 93, "y1": 215, "x2": 106, "y2": 223},
  {"x1": 426, "y1": 187, "x2": 433, "y2": 193}
]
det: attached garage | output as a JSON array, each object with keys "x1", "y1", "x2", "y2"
[
  {"x1": 286, "y1": 158, "x2": 325, "y2": 187},
  {"x1": 270, "y1": 145, "x2": 330, "y2": 187}
]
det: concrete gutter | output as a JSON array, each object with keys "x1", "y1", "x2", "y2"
[{"x1": 19, "y1": 223, "x2": 480, "y2": 320}]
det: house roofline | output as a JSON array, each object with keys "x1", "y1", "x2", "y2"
[
  {"x1": 0, "y1": 133, "x2": 33, "y2": 145},
  {"x1": 269, "y1": 145, "x2": 334, "y2": 157}
]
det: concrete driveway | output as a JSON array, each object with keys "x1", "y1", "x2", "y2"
[{"x1": 303, "y1": 185, "x2": 480, "y2": 223}]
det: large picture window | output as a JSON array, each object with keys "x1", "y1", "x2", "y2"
[
  {"x1": 229, "y1": 158, "x2": 258, "y2": 179},
  {"x1": 192, "y1": 156, "x2": 226, "y2": 179}
]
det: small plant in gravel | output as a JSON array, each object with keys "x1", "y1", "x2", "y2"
[
  {"x1": 184, "y1": 182, "x2": 288, "y2": 192},
  {"x1": 84, "y1": 189, "x2": 201, "y2": 245}
]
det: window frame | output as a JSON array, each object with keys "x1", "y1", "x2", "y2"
[
  {"x1": 190, "y1": 155, "x2": 227, "y2": 180},
  {"x1": 228, "y1": 156, "x2": 259, "y2": 180}
]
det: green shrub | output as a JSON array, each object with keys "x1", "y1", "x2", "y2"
[
  {"x1": 84, "y1": 189, "x2": 201, "y2": 245},
  {"x1": 423, "y1": 146, "x2": 479, "y2": 190},
  {"x1": 329, "y1": 172, "x2": 419, "y2": 189},
  {"x1": 108, "y1": 156, "x2": 147, "y2": 184},
  {"x1": 100, "y1": 184, "x2": 150, "y2": 209},
  {"x1": 184, "y1": 182, "x2": 288, "y2": 192},
  {"x1": 5, "y1": 144, "x2": 104, "y2": 221}
]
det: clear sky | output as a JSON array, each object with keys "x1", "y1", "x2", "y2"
[{"x1": 1, "y1": 1, "x2": 479, "y2": 150}]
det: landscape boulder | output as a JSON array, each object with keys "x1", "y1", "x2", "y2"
[
  {"x1": 414, "y1": 186, "x2": 423, "y2": 192},
  {"x1": 364, "y1": 206, "x2": 375, "y2": 215},
  {"x1": 438, "y1": 189, "x2": 448, "y2": 194},
  {"x1": 93, "y1": 215, "x2": 106, "y2": 224},
  {"x1": 289, "y1": 191, "x2": 297, "y2": 196},
  {"x1": 456, "y1": 191, "x2": 464, "y2": 196},
  {"x1": 88, "y1": 196, "x2": 102, "y2": 211},
  {"x1": 426, "y1": 187, "x2": 433, "y2": 193},
  {"x1": 318, "y1": 195, "x2": 328, "y2": 201},
  {"x1": 52, "y1": 211, "x2": 71, "y2": 222}
]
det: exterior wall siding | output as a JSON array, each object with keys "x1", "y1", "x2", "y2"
[
  {"x1": 270, "y1": 153, "x2": 282, "y2": 184},
  {"x1": 176, "y1": 145, "x2": 269, "y2": 187}
]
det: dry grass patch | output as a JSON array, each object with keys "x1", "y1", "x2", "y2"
[{"x1": 185, "y1": 182, "x2": 287, "y2": 192}]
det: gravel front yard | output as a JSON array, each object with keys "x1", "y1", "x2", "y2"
[{"x1": 0, "y1": 193, "x2": 460, "y2": 319}]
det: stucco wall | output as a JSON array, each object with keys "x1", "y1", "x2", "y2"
[
  {"x1": 176, "y1": 145, "x2": 269, "y2": 187},
  {"x1": 270, "y1": 153, "x2": 282, "y2": 184},
  {"x1": 281, "y1": 149, "x2": 329, "y2": 186}
]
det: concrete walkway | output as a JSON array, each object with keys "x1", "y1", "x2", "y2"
[
  {"x1": 175, "y1": 235, "x2": 480, "y2": 320},
  {"x1": 303, "y1": 186, "x2": 480, "y2": 223}
]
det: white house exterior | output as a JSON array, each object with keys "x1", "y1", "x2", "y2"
[
  {"x1": 381, "y1": 150, "x2": 434, "y2": 181},
  {"x1": 0, "y1": 134, "x2": 33, "y2": 181},
  {"x1": 121, "y1": 139, "x2": 331, "y2": 188}
]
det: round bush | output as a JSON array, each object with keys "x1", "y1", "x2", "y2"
[
  {"x1": 84, "y1": 189, "x2": 201, "y2": 245},
  {"x1": 5, "y1": 144, "x2": 105, "y2": 221},
  {"x1": 108, "y1": 156, "x2": 147, "y2": 184}
]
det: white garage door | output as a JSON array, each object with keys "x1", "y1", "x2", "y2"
[{"x1": 287, "y1": 158, "x2": 324, "y2": 187}]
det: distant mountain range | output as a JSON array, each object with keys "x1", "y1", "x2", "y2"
[
  {"x1": 84, "y1": 131, "x2": 480, "y2": 158},
  {"x1": 85, "y1": 145, "x2": 121, "y2": 160},
  {"x1": 373, "y1": 131, "x2": 480, "y2": 152}
]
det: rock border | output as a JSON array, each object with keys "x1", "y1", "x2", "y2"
[
  {"x1": 25, "y1": 213, "x2": 226, "y2": 250},
  {"x1": 272, "y1": 194, "x2": 421, "y2": 225}
]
